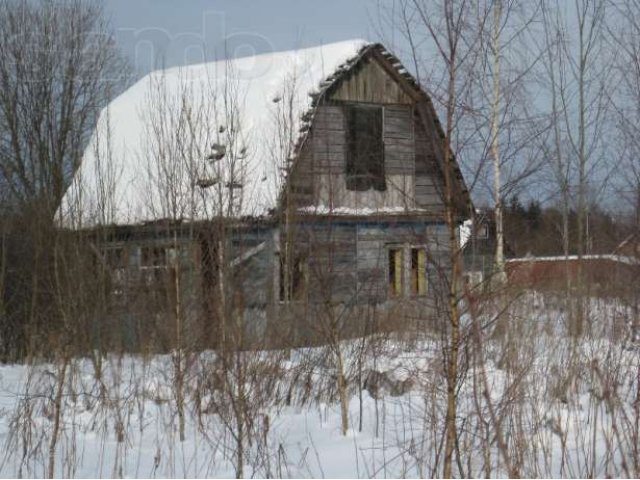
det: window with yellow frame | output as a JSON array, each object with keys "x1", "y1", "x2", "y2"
[
  {"x1": 388, "y1": 246, "x2": 428, "y2": 297},
  {"x1": 410, "y1": 247, "x2": 427, "y2": 296}
]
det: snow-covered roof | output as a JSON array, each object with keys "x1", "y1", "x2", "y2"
[{"x1": 59, "y1": 40, "x2": 368, "y2": 227}]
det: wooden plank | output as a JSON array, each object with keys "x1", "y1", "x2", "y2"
[
  {"x1": 313, "y1": 132, "x2": 348, "y2": 145},
  {"x1": 314, "y1": 153, "x2": 345, "y2": 168},
  {"x1": 415, "y1": 156, "x2": 438, "y2": 175},
  {"x1": 314, "y1": 105, "x2": 345, "y2": 120},
  {"x1": 415, "y1": 192, "x2": 444, "y2": 207},
  {"x1": 312, "y1": 108, "x2": 346, "y2": 174},
  {"x1": 329, "y1": 58, "x2": 413, "y2": 104},
  {"x1": 415, "y1": 177, "x2": 443, "y2": 189},
  {"x1": 312, "y1": 143, "x2": 346, "y2": 155},
  {"x1": 385, "y1": 136, "x2": 414, "y2": 175},
  {"x1": 314, "y1": 106, "x2": 346, "y2": 132},
  {"x1": 384, "y1": 105, "x2": 413, "y2": 140},
  {"x1": 385, "y1": 138, "x2": 414, "y2": 153}
]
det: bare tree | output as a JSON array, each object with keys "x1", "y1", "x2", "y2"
[
  {"x1": 536, "y1": 0, "x2": 614, "y2": 335},
  {"x1": 539, "y1": 2, "x2": 572, "y2": 260},
  {"x1": 609, "y1": 0, "x2": 640, "y2": 227},
  {"x1": 0, "y1": 0, "x2": 127, "y2": 359},
  {"x1": 398, "y1": 0, "x2": 483, "y2": 475},
  {"x1": 471, "y1": 0, "x2": 543, "y2": 281},
  {"x1": 0, "y1": 0, "x2": 126, "y2": 215},
  {"x1": 0, "y1": 3, "x2": 126, "y2": 474}
]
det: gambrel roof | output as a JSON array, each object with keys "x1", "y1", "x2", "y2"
[
  {"x1": 292, "y1": 42, "x2": 471, "y2": 218},
  {"x1": 59, "y1": 40, "x2": 471, "y2": 227}
]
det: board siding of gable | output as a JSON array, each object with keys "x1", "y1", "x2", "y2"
[
  {"x1": 384, "y1": 105, "x2": 414, "y2": 176},
  {"x1": 312, "y1": 105, "x2": 346, "y2": 175},
  {"x1": 289, "y1": 148, "x2": 315, "y2": 207},
  {"x1": 308, "y1": 103, "x2": 419, "y2": 211},
  {"x1": 330, "y1": 58, "x2": 413, "y2": 104},
  {"x1": 312, "y1": 104, "x2": 418, "y2": 175},
  {"x1": 414, "y1": 110, "x2": 446, "y2": 213},
  {"x1": 294, "y1": 55, "x2": 451, "y2": 214}
]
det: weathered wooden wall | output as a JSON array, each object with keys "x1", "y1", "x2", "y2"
[
  {"x1": 227, "y1": 226, "x2": 275, "y2": 307},
  {"x1": 290, "y1": 55, "x2": 448, "y2": 215},
  {"x1": 263, "y1": 219, "x2": 452, "y2": 346},
  {"x1": 283, "y1": 220, "x2": 450, "y2": 304},
  {"x1": 330, "y1": 58, "x2": 413, "y2": 104},
  {"x1": 384, "y1": 105, "x2": 415, "y2": 175},
  {"x1": 414, "y1": 107, "x2": 447, "y2": 213}
]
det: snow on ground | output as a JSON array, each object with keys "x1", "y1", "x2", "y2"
[{"x1": 0, "y1": 293, "x2": 637, "y2": 478}]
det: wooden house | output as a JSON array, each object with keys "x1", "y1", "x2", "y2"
[{"x1": 59, "y1": 40, "x2": 472, "y2": 350}]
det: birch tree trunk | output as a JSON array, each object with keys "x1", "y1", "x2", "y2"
[{"x1": 491, "y1": 0, "x2": 506, "y2": 283}]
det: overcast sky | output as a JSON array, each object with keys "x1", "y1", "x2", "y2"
[{"x1": 105, "y1": 0, "x2": 379, "y2": 78}]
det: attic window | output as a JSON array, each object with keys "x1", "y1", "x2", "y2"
[{"x1": 346, "y1": 104, "x2": 386, "y2": 192}]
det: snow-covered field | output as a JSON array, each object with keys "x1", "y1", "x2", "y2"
[{"x1": 0, "y1": 294, "x2": 637, "y2": 478}]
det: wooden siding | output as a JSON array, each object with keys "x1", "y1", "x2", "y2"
[
  {"x1": 309, "y1": 103, "x2": 422, "y2": 211},
  {"x1": 289, "y1": 55, "x2": 450, "y2": 216},
  {"x1": 310, "y1": 103, "x2": 416, "y2": 176},
  {"x1": 312, "y1": 105, "x2": 346, "y2": 174},
  {"x1": 384, "y1": 105, "x2": 414, "y2": 176},
  {"x1": 414, "y1": 109, "x2": 446, "y2": 213},
  {"x1": 300, "y1": 104, "x2": 446, "y2": 214},
  {"x1": 288, "y1": 148, "x2": 315, "y2": 207},
  {"x1": 286, "y1": 221, "x2": 450, "y2": 306},
  {"x1": 293, "y1": 224, "x2": 358, "y2": 304},
  {"x1": 330, "y1": 57, "x2": 414, "y2": 104},
  {"x1": 315, "y1": 173, "x2": 415, "y2": 211}
]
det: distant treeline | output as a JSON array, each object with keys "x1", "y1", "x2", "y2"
[{"x1": 502, "y1": 196, "x2": 633, "y2": 258}]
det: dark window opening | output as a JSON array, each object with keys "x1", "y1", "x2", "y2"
[
  {"x1": 279, "y1": 254, "x2": 306, "y2": 302},
  {"x1": 388, "y1": 247, "x2": 403, "y2": 297},
  {"x1": 346, "y1": 104, "x2": 386, "y2": 192},
  {"x1": 105, "y1": 247, "x2": 125, "y2": 268},
  {"x1": 141, "y1": 246, "x2": 166, "y2": 267},
  {"x1": 201, "y1": 239, "x2": 219, "y2": 282}
]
